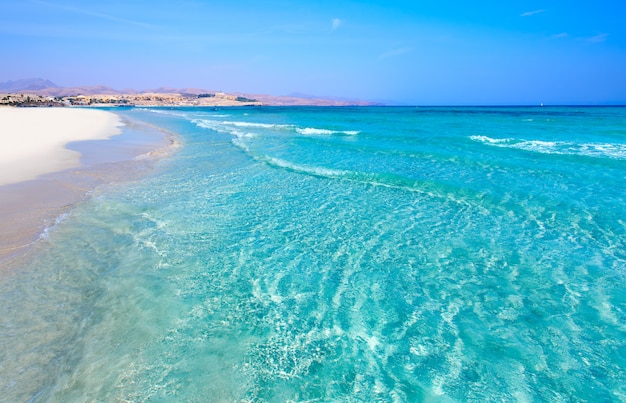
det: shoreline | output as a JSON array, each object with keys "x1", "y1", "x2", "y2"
[
  {"x1": 0, "y1": 107, "x2": 179, "y2": 268},
  {"x1": 0, "y1": 107, "x2": 125, "y2": 186}
]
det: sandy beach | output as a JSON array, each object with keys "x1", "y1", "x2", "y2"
[
  {"x1": 0, "y1": 107, "x2": 123, "y2": 186},
  {"x1": 0, "y1": 107, "x2": 172, "y2": 266}
]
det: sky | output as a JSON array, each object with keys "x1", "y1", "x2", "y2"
[{"x1": 1, "y1": 0, "x2": 625, "y2": 105}]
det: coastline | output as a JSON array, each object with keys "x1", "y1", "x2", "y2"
[
  {"x1": 1, "y1": 89, "x2": 380, "y2": 107},
  {"x1": 0, "y1": 105, "x2": 625, "y2": 400},
  {"x1": 0, "y1": 107, "x2": 179, "y2": 268},
  {"x1": 0, "y1": 107, "x2": 124, "y2": 186}
]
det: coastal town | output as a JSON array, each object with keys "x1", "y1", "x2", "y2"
[
  {"x1": 0, "y1": 78, "x2": 379, "y2": 107},
  {"x1": 0, "y1": 91, "x2": 262, "y2": 107}
]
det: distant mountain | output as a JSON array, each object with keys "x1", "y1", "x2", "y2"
[
  {"x1": 234, "y1": 92, "x2": 378, "y2": 106},
  {"x1": 145, "y1": 87, "x2": 213, "y2": 95},
  {"x1": 285, "y1": 92, "x2": 385, "y2": 106},
  {"x1": 4, "y1": 84, "x2": 129, "y2": 97},
  {"x1": 0, "y1": 78, "x2": 59, "y2": 92},
  {"x1": 286, "y1": 92, "x2": 316, "y2": 99},
  {"x1": 1, "y1": 78, "x2": 382, "y2": 106},
  {"x1": 51, "y1": 85, "x2": 126, "y2": 96}
]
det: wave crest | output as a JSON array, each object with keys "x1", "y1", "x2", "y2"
[
  {"x1": 296, "y1": 127, "x2": 360, "y2": 136},
  {"x1": 191, "y1": 117, "x2": 359, "y2": 137},
  {"x1": 470, "y1": 135, "x2": 626, "y2": 160}
]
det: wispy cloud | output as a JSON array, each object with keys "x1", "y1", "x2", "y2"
[
  {"x1": 32, "y1": 0, "x2": 156, "y2": 29},
  {"x1": 587, "y1": 33, "x2": 609, "y2": 43},
  {"x1": 331, "y1": 18, "x2": 342, "y2": 31},
  {"x1": 520, "y1": 9, "x2": 545, "y2": 17},
  {"x1": 551, "y1": 32, "x2": 569, "y2": 39},
  {"x1": 379, "y1": 47, "x2": 413, "y2": 60}
]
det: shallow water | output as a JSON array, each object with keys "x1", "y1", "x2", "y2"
[
  {"x1": 0, "y1": 111, "x2": 172, "y2": 264},
  {"x1": 1, "y1": 106, "x2": 625, "y2": 401}
]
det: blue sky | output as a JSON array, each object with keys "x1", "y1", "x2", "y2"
[{"x1": 1, "y1": 0, "x2": 625, "y2": 104}]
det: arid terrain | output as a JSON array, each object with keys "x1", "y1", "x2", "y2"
[{"x1": 0, "y1": 78, "x2": 380, "y2": 107}]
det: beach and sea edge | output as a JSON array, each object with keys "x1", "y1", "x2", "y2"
[
  {"x1": 1, "y1": 105, "x2": 625, "y2": 401},
  {"x1": 0, "y1": 106, "x2": 177, "y2": 267}
]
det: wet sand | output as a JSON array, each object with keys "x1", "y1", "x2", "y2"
[{"x1": 0, "y1": 108, "x2": 178, "y2": 267}]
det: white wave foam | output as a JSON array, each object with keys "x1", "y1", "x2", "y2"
[
  {"x1": 296, "y1": 128, "x2": 335, "y2": 135},
  {"x1": 192, "y1": 119, "x2": 250, "y2": 137},
  {"x1": 140, "y1": 108, "x2": 189, "y2": 118},
  {"x1": 296, "y1": 127, "x2": 360, "y2": 136},
  {"x1": 265, "y1": 157, "x2": 349, "y2": 178},
  {"x1": 469, "y1": 135, "x2": 514, "y2": 144},
  {"x1": 191, "y1": 119, "x2": 219, "y2": 130},
  {"x1": 40, "y1": 212, "x2": 71, "y2": 241},
  {"x1": 192, "y1": 119, "x2": 360, "y2": 142},
  {"x1": 222, "y1": 121, "x2": 293, "y2": 129},
  {"x1": 228, "y1": 132, "x2": 351, "y2": 179},
  {"x1": 193, "y1": 119, "x2": 286, "y2": 131},
  {"x1": 231, "y1": 137, "x2": 250, "y2": 152},
  {"x1": 470, "y1": 135, "x2": 626, "y2": 160}
]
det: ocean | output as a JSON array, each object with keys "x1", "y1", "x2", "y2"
[{"x1": 1, "y1": 106, "x2": 625, "y2": 401}]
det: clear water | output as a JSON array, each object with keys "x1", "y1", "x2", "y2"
[{"x1": 1, "y1": 106, "x2": 625, "y2": 402}]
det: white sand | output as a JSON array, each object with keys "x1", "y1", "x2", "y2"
[{"x1": 0, "y1": 107, "x2": 124, "y2": 186}]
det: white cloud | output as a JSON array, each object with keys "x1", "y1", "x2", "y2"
[
  {"x1": 331, "y1": 18, "x2": 342, "y2": 31},
  {"x1": 33, "y1": 0, "x2": 156, "y2": 29},
  {"x1": 520, "y1": 9, "x2": 545, "y2": 17},
  {"x1": 379, "y1": 47, "x2": 413, "y2": 60},
  {"x1": 587, "y1": 33, "x2": 609, "y2": 43},
  {"x1": 551, "y1": 32, "x2": 569, "y2": 39}
]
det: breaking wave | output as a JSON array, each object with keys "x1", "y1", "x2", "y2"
[
  {"x1": 296, "y1": 128, "x2": 360, "y2": 136},
  {"x1": 191, "y1": 118, "x2": 359, "y2": 137},
  {"x1": 470, "y1": 135, "x2": 626, "y2": 160}
]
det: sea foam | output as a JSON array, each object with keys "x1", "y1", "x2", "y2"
[
  {"x1": 470, "y1": 135, "x2": 626, "y2": 160},
  {"x1": 296, "y1": 127, "x2": 360, "y2": 135}
]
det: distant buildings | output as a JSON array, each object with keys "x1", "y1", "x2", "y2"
[{"x1": 0, "y1": 92, "x2": 261, "y2": 107}]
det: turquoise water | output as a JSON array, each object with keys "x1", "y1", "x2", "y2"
[{"x1": 1, "y1": 106, "x2": 625, "y2": 401}]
